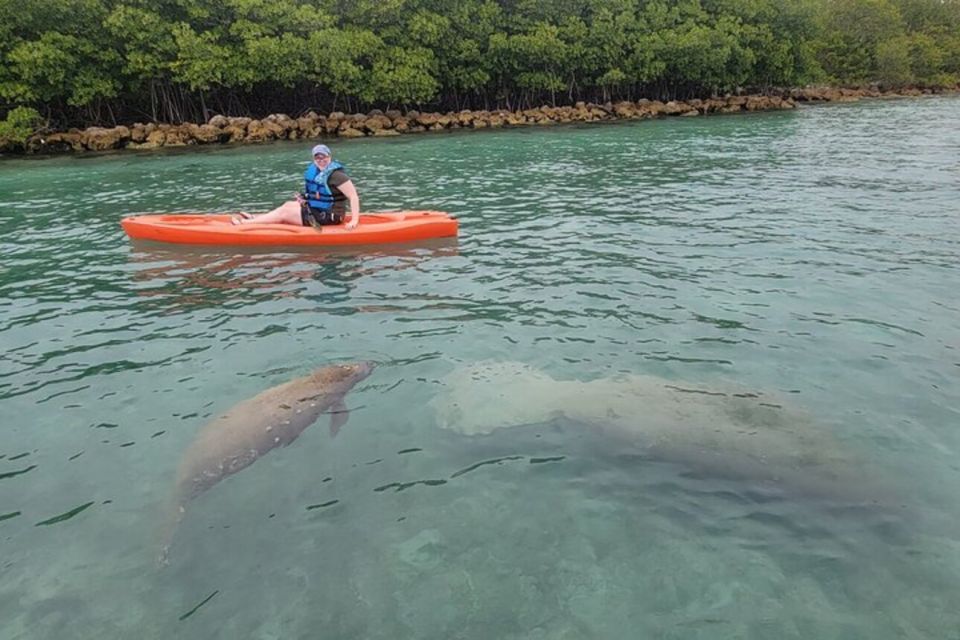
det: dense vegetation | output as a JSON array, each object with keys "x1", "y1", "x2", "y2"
[{"x1": 1, "y1": 0, "x2": 958, "y2": 130}]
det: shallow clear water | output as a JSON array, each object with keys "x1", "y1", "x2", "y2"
[{"x1": 1, "y1": 97, "x2": 959, "y2": 639}]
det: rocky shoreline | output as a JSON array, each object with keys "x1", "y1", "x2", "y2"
[{"x1": 17, "y1": 85, "x2": 957, "y2": 155}]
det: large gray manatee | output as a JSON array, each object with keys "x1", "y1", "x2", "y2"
[
  {"x1": 159, "y1": 361, "x2": 374, "y2": 564},
  {"x1": 428, "y1": 361, "x2": 877, "y2": 498}
]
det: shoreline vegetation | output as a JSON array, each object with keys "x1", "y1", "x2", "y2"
[
  {"x1": 2, "y1": 0, "x2": 958, "y2": 154},
  {"x1": 4, "y1": 85, "x2": 958, "y2": 155}
]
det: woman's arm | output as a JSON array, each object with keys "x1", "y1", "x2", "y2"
[{"x1": 339, "y1": 180, "x2": 360, "y2": 229}]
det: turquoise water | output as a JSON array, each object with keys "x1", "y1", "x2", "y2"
[{"x1": 2, "y1": 97, "x2": 959, "y2": 639}]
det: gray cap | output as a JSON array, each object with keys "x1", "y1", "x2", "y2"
[{"x1": 311, "y1": 144, "x2": 331, "y2": 157}]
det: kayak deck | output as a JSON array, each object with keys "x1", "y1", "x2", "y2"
[{"x1": 121, "y1": 211, "x2": 458, "y2": 246}]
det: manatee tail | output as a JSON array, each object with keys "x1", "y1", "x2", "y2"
[{"x1": 156, "y1": 497, "x2": 187, "y2": 568}]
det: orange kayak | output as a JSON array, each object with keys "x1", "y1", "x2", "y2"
[{"x1": 121, "y1": 211, "x2": 458, "y2": 246}]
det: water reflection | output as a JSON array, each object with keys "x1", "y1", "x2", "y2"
[{"x1": 127, "y1": 239, "x2": 459, "y2": 312}]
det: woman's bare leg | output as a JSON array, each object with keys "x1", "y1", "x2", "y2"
[{"x1": 233, "y1": 200, "x2": 303, "y2": 225}]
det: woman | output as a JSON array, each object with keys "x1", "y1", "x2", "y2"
[{"x1": 233, "y1": 144, "x2": 360, "y2": 229}]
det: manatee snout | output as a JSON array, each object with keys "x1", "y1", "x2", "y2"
[
  {"x1": 339, "y1": 360, "x2": 375, "y2": 387},
  {"x1": 354, "y1": 360, "x2": 376, "y2": 379}
]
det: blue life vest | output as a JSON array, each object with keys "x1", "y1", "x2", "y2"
[{"x1": 303, "y1": 160, "x2": 346, "y2": 211}]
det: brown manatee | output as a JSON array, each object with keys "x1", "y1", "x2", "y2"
[
  {"x1": 428, "y1": 361, "x2": 894, "y2": 501},
  {"x1": 159, "y1": 361, "x2": 374, "y2": 564}
]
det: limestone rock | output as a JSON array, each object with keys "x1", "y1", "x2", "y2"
[
  {"x1": 145, "y1": 130, "x2": 167, "y2": 147},
  {"x1": 82, "y1": 126, "x2": 131, "y2": 151},
  {"x1": 37, "y1": 131, "x2": 85, "y2": 153},
  {"x1": 363, "y1": 115, "x2": 393, "y2": 132},
  {"x1": 164, "y1": 125, "x2": 191, "y2": 146},
  {"x1": 189, "y1": 123, "x2": 225, "y2": 144},
  {"x1": 130, "y1": 124, "x2": 148, "y2": 143},
  {"x1": 415, "y1": 112, "x2": 441, "y2": 127},
  {"x1": 223, "y1": 124, "x2": 248, "y2": 143}
]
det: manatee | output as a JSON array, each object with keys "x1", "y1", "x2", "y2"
[
  {"x1": 159, "y1": 361, "x2": 374, "y2": 564},
  {"x1": 428, "y1": 361, "x2": 879, "y2": 499}
]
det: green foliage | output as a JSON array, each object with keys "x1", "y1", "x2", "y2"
[
  {"x1": 907, "y1": 31, "x2": 943, "y2": 82},
  {"x1": 305, "y1": 28, "x2": 382, "y2": 98},
  {"x1": 0, "y1": 106, "x2": 44, "y2": 151},
  {"x1": 876, "y1": 35, "x2": 913, "y2": 85},
  {"x1": 1, "y1": 31, "x2": 121, "y2": 106},
  {"x1": 815, "y1": 0, "x2": 908, "y2": 82},
  {"x1": 170, "y1": 24, "x2": 235, "y2": 91},
  {"x1": 104, "y1": 6, "x2": 178, "y2": 80},
  {"x1": 2, "y1": 0, "x2": 958, "y2": 125},
  {"x1": 365, "y1": 46, "x2": 440, "y2": 105}
]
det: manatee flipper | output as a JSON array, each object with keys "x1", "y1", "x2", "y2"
[{"x1": 329, "y1": 399, "x2": 350, "y2": 437}]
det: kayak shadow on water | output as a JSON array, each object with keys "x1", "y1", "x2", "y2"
[{"x1": 125, "y1": 238, "x2": 459, "y2": 311}]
